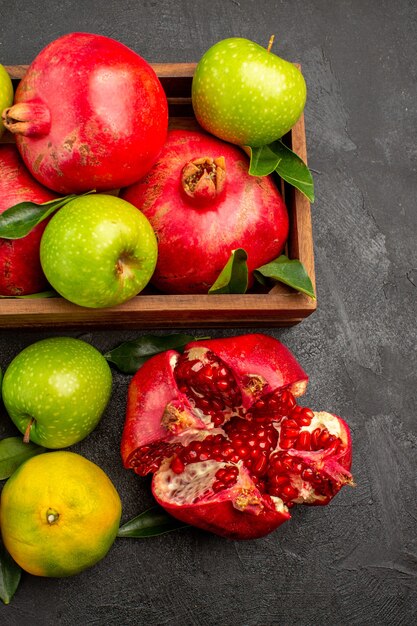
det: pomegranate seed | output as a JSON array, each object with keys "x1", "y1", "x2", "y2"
[
  {"x1": 296, "y1": 430, "x2": 311, "y2": 450},
  {"x1": 318, "y1": 429, "x2": 330, "y2": 448},
  {"x1": 301, "y1": 468, "x2": 315, "y2": 482},
  {"x1": 273, "y1": 474, "x2": 290, "y2": 486},
  {"x1": 282, "y1": 485, "x2": 299, "y2": 500},
  {"x1": 253, "y1": 415, "x2": 269, "y2": 423},
  {"x1": 283, "y1": 419, "x2": 298, "y2": 429},
  {"x1": 211, "y1": 398, "x2": 224, "y2": 411},
  {"x1": 212, "y1": 414, "x2": 224, "y2": 427},
  {"x1": 221, "y1": 446, "x2": 234, "y2": 459},
  {"x1": 280, "y1": 437, "x2": 296, "y2": 449},
  {"x1": 253, "y1": 455, "x2": 268, "y2": 476},
  {"x1": 268, "y1": 397, "x2": 279, "y2": 409},
  {"x1": 216, "y1": 380, "x2": 230, "y2": 391},
  {"x1": 282, "y1": 428, "x2": 300, "y2": 439},
  {"x1": 170, "y1": 456, "x2": 185, "y2": 474},
  {"x1": 324, "y1": 440, "x2": 341, "y2": 455},
  {"x1": 212, "y1": 480, "x2": 223, "y2": 493},
  {"x1": 311, "y1": 428, "x2": 322, "y2": 450}
]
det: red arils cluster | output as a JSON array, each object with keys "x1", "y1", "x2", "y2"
[{"x1": 175, "y1": 350, "x2": 242, "y2": 427}]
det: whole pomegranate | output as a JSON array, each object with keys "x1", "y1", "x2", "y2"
[
  {"x1": 121, "y1": 334, "x2": 353, "y2": 540},
  {"x1": 121, "y1": 130, "x2": 289, "y2": 294},
  {"x1": 0, "y1": 144, "x2": 57, "y2": 295},
  {"x1": 2, "y1": 33, "x2": 168, "y2": 194}
]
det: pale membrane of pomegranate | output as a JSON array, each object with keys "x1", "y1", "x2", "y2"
[{"x1": 121, "y1": 334, "x2": 353, "y2": 540}]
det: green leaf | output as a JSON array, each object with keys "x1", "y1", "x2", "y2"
[
  {"x1": 104, "y1": 334, "x2": 209, "y2": 374},
  {"x1": 208, "y1": 248, "x2": 248, "y2": 294},
  {"x1": 0, "y1": 437, "x2": 45, "y2": 480},
  {"x1": 0, "y1": 290, "x2": 58, "y2": 299},
  {"x1": 0, "y1": 540, "x2": 21, "y2": 605},
  {"x1": 248, "y1": 140, "x2": 314, "y2": 202},
  {"x1": 117, "y1": 506, "x2": 189, "y2": 538},
  {"x1": 254, "y1": 255, "x2": 316, "y2": 299},
  {"x1": 0, "y1": 191, "x2": 95, "y2": 239}
]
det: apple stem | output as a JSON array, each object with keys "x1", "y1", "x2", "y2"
[
  {"x1": 267, "y1": 35, "x2": 275, "y2": 53},
  {"x1": 23, "y1": 417, "x2": 35, "y2": 444}
]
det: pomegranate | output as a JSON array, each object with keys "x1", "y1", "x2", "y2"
[
  {"x1": 0, "y1": 144, "x2": 57, "y2": 295},
  {"x1": 2, "y1": 33, "x2": 168, "y2": 194},
  {"x1": 121, "y1": 334, "x2": 353, "y2": 540},
  {"x1": 121, "y1": 129, "x2": 289, "y2": 294}
]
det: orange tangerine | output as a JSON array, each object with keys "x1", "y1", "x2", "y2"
[{"x1": 0, "y1": 451, "x2": 122, "y2": 577}]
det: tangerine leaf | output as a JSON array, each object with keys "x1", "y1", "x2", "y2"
[
  {"x1": 0, "y1": 540, "x2": 21, "y2": 605},
  {"x1": 104, "y1": 334, "x2": 209, "y2": 374},
  {"x1": 117, "y1": 506, "x2": 189, "y2": 538},
  {"x1": 208, "y1": 248, "x2": 248, "y2": 294},
  {"x1": 249, "y1": 140, "x2": 314, "y2": 202},
  {"x1": 0, "y1": 190, "x2": 95, "y2": 239},
  {"x1": 254, "y1": 255, "x2": 315, "y2": 299},
  {"x1": 0, "y1": 437, "x2": 46, "y2": 480}
]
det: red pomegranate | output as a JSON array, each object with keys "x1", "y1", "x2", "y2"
[
  {"x1": 0, "y1": 144, "x2": 57, "y2": 295},
  {"x1": 121, "y1": 130, "x2": 289, "y2": 294},
  {"x1": 121, "y1": 334, "x2": 353, "y2": 540},
  {"x1": 2, "y1": 33, "x2": 168, "y2": 194}
]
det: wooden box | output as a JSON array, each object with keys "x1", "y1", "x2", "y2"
[{"x1": 0, "y1": 63, "x2": 316, "y2": 329}]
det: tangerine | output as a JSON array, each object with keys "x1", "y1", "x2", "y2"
[{"x1": 0, "y1": 451, "x2": 122, "y2": 577}]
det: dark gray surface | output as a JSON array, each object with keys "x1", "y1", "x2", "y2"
[{"x1": 0, "y1": 1, "x2": 416, "y2": 624}]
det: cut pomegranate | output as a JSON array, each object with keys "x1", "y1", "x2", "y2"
[{"x1": 121, "y1": 334, "x2": 353, "y2": 540}]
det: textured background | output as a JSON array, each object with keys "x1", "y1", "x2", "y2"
[{"x1": 0, "y1": 0, "x2": 416, "y2": 624}]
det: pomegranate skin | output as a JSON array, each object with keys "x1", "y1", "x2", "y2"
[
  {"x1": 184, "y1": 334, "x2": 309, "y2": 406},
  {"x1": 121, "y1": 129, "x2": 289, "y2": 294},
  {"x1": 4, "y1": 33, "x2": 168, "y2": 194},
  {"x1": 152, "y1": 464, "x2": 291, "y2": 541},
  {"x1": 0, "y1": 144, "x2": 57, "y2": 295},
  {"x1": 121, "y1": 349, "x2": 207, "y2": 468}
]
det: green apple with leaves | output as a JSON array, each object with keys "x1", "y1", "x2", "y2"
[
  {"x1": 40, "y1": 194, "x2": 157, "y2": 308},
  {"x1": 0, "y1": 64, "x2": 13, "y2": 138},
  {"x1": 2, "y1": 337, "x2": 112, "y2": 448},
  {"x1": 192, "y1": 37, "x2": 306, "y2": 147}
]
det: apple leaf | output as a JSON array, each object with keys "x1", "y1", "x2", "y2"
[
  {"x1": 254, "y1": 255, "x2": 316, "y2": 299},
  {"x1": 0, "y1": 190, "x2": 95, "y2": 239},
  {"x1": 248, "y1": 140, "x2": 314, "y2": 202},
  {"x1": 104, "y1": 334, "x2": 210, "y2": 374},
  {"x1": 0, "y1": 437, "x2": 45, "y2": 480},
  {"x1": 0, "y1": 541, "x2": 21, "y2": 605},
  {"x1": 208, "y1": 248, "x2": 248, "y2": 294},
  {"x1": 117, "y1": 506, "x2": 189, "y2": 538}
]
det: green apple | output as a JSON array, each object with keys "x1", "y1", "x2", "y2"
[
  {"x1": 2, "y1": 337, "x2": 112, "y2": 448},
  {"x1": 0, "y1": 64, "x2": 13, "y2": 138},
  {"x1": 40, "y1": 194, "x2": 158, "y2": 308},
  {"x1": 192, "y1": 37, "x2": 307, "y2": 147}
]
